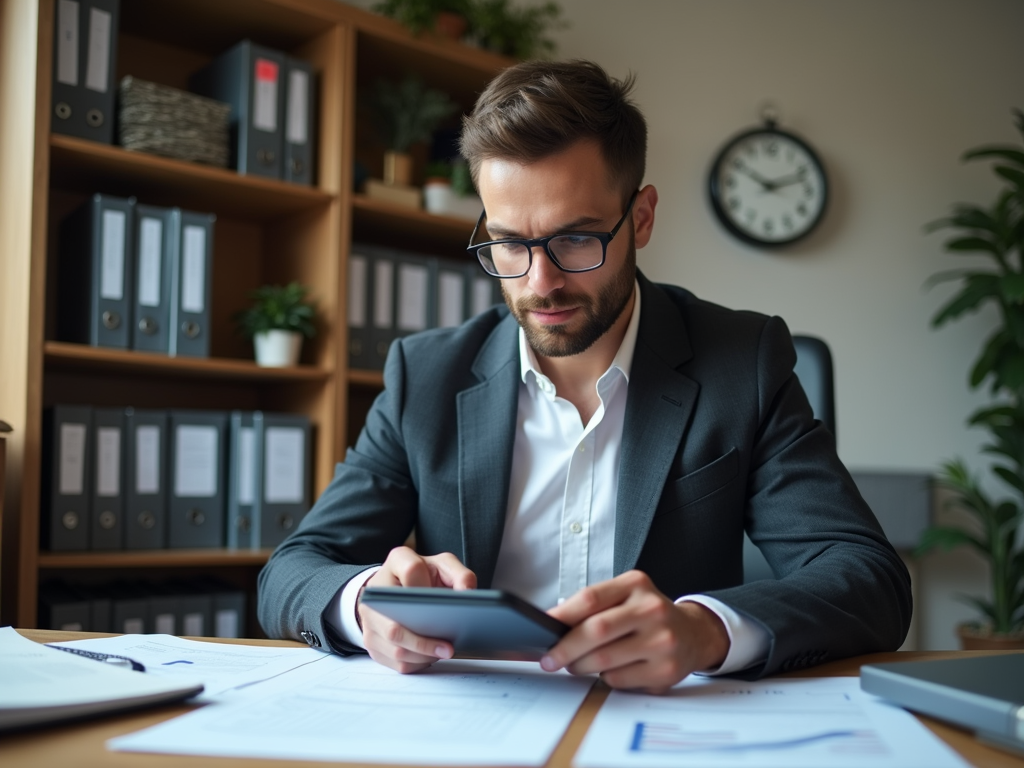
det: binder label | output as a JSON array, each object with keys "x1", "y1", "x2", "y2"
[
  {"x1": 181, "y1": 225, "x2": 206, "y2": 313},
  {"x1": 238, "y1": 427, "x2": 256, "y2": 506},
  {"x1": 174, "y1": 425, "x2": 218, "y2": 498},
  {"x1": 155, "y1": 613, "x2": 175, "y2": 634},
  {"x1": 101, "y1": 209, "x2": 126, "y2": 300},
  {"x1": 286, "y1": 69, "x2": 309, "y2": 145},
  {"x1": 438, "y1": 271, "x2": 465, "y2": 328},
  {"x1": 216, "y1": 608, "x2": 238, "y2": 639},
  {"x1": 56, "y1": 0, "x2": 79, "y2": 86},
  {"x1": 138, "y1": 217, "x2": 163, "y2": 307},
  {"x1": 348, "y1": 256, "x2": 367, "y2": 327},
  {"x1": 59, "y1": 423, "x2": 87, "y2": 495},
  {"x1": 84, "y1": 8, "x2": 111, "y2": 93},
  {"x1": 253, "y1": 59, "x2": 279, "y2": 133},
  {"x1": 265, "y1": 426, "x2": 304, "y2": 504},
  {"x1": 136, "y1": 425, "x2": 161, "y2": 495},
  {"x1": 373, "y1": 260, "x2": 394, "y2": 329},
  {"x1": 183, "y1": 612, "x2": 204, "y2": 636},
  {"x1": 96, "y1": 426, "x2": 121, "y2": 497},
  {"x1": 397, "y1": 264, "x2": 429, "y2": 332}
]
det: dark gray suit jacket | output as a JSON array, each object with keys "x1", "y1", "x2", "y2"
[{"x1": 258, "y1": 272, "x2": 912, "y2": 677}]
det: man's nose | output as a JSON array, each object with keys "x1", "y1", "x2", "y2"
[{"x1": 526, "y1": 246, "x2": 565, "y2": 297}]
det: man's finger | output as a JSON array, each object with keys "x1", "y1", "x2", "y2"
[
  {"x1": 362, "y1": 607, "x2": 454, "y2": 661},
  {"x1": 425, "y1": 552, "x2": 478, "y2": 590},
  {"x1": 547, "y1": 570, "x2": 648, "y2": 626},
  {"x1": 542, "y1": 600, "x2": 639, "y2": 671}
]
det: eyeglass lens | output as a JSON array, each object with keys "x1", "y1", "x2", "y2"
[{"x1": 478, "y1": 235, "x2": 604, "y2": 276}]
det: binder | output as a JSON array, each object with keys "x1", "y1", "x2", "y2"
[
  {"x1": 467, "y1": 263, "x2": 502, "y2": 317},
  {"x1": 190, "y1": 40, "x2": 286, "y2": 179},
  {"x1": 436, "y1": 259, "x2": 468, "y2": 328},
  {"x1": 76, "y1": 583, "x2": 113, "y2": 632},
  {"x1": 147, "y1": 584, "x2": 180, "y2": 635},
  {"x1": 90, "y1": 407, "x2": 124, "y2": 551},
  {"x1": 167, "y1": 208, "x2": 216, "y2": 358},
  {"x1": 347, "y1": 251, "x2": 370, "y2": 369},
  {"x1": 259, "y1": 412, "x2": 311, "y2": 549},
  {"x1": 212, "y1": 586, "x2": 247, "y2": 638},
  {"x1": 171, "y1": 579, "x2": 214, "y2": 636},
  {"x1": 394, "y1": 251, "x2": 437, "y2": 341},
  {"x1": 110, "y1": 581, "x2": 149, "y2": 634},
  {"x1": 57, "y1": 194, "x2": 135, "y2": 349},
  {"x1": 131, "y1": 204, "x2": 175, "y2": 354},
  {"x1": 227, "y1": 411, "x2": 261, "y2": 550},
  {"x1": 283, "y1": 56, "x2": 315, "y2": 185},
  {"x1": 38, "y1": 582, "x2": 90, "y2": 631},
  {"x1": 51, "y1": 0, "x2": 120, "y2": 144},
  {"x1": 369, "y1": 249, "x2": 396, "y2": 370},
  {"x1": 124, "y1": 408, "x2": 167, "y2": 550},
  {"x1": 42, "y1": 405, "x2": 92, "y2": 551},
  {"x1": 167, "y1": 410, "x2": 227, "y2": 549}
]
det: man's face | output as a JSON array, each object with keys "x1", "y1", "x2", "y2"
[{"x1": 476, "y1": 141, "x2": 639, "y2": 359}]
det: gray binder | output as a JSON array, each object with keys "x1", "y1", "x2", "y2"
[
  {"x1": 227, "y1": 411, "x2": 261, "y2": 549},
  {"x1": 259, "y1": 412, "x2": 311, "y2": 549},
  {"x1": 347, "y1": 251, "x2": 370, "y2": 369},
  {"x1": 283, "y1": 56, "x2": 315, "y2": 185},
  {"x1": 51, "y1": 0, "x2": 120, "y2": 144},
  {"x1": 57, "y1": 194, "x2": 135, "y2": 348},
  {"x1": 90, "y1": 407, "x2": 124, "y2": 550},
  {"x1": 42, "y1": 405, "x2": 92, "y2": 551},
  {"x1": 171, "y1": 579, "x2": 214, "y2": 637},
  {"x1": 147, "y1": 584, "x2": 181, "y2": 635},
  {"x1": 190, "y1": 40, "x2": 286, "y2": 179},
  {"x1": 131, "y1": 204, "x2": 175, "y2": 354},
  {"x1": 167, "y1": 410, "x2": 227, "y2": 549},
  {"x1": 124, "y1": 408, "x2": 167, "y2": 550},
  {"x1": 436, "y1": 259, "x2": 468, "y2": 328},
  {"x1": 212, "y1": 587, "x2": 247, "y2": 638},
  {"x1": 467, "y1": 262, "x2": 502, "y2": 318},
  {"x1": 394, "y1": 251, "x2": 438, "y2": 342},
  {"x1": 167, "y1": 208, "x2": 216, "y2": 358},
  {"x1": 38, "y1": 582, "x2": 90, "y2": 631},
  {"x1": 110, "y1": 581, "x2": 150, "y2": 634}
]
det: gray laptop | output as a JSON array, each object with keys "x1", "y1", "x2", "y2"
[{"x1": 861, "y1": 654, "x2": 1024, "y2": 756}]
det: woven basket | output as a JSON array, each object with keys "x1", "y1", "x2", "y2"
[{"x1": 118, "y1": 76, "x2": 230, "y2": 167}]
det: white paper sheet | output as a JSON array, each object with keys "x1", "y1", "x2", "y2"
[
  {"x1": 51, "y1": 634, "x2": 326, "y2": 701},
  {"x1": 109, "y1": 655, "x2": 594, "y2": 765},
  {"x1": 573, "y1": 676, "x2": 970, "y2": 768}
]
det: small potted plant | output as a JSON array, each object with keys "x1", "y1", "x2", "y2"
[
  {"x1": 373, "y1": 0, "x2": 471, "y2": 40},
  {"x1": 466, "y1": 0, "x2": 565, "y2": 60},
  {"x1": 235, "y1": 282, "x2": 316, "y2": 368},
  {"x1": 917, "y1": 109, "x2": 1024, "y2": 649}
]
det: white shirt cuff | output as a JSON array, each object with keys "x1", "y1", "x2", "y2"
[
  {"x1": 326, "y1": 566, "x2": 382, "y2": 649},
  {"x1": 675, "y1": 594, "x2": 770, "y2": 675}
]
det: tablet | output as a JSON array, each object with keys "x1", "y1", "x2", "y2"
[{"x1": 360, "y1": 587, "x2": 569, "y2": 661}]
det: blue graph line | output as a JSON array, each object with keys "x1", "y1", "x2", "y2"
[
  {"x1": 631, "y1": 722, "x2": 860, "y2": 753},
  {"x1": 161, "y1": 660, "x2": 195, "y2": 665}
]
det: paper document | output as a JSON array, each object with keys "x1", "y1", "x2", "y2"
[
  {"x1": 573, "y1": 675, "x2": 970, "y2": 768},
  {"x1": 0, "y1": 627, "x2": 202, "y2": 731},
  {"x1": 51, "y1": 634, "x2": 326, "y2": 701},
  {"x1": 110, "y1": 655, "x2": 594, "y2": 765}
]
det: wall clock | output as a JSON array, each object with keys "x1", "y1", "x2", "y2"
[{"x1": 708, "y1": 117, "x2": 828, "y2": 248}]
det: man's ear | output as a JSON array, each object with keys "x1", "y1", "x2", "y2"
[{"x1": 633, "y1": 185, "x2": 658, "y2": 249}]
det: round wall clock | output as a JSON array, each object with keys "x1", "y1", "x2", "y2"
[{"x1": 708, "y1": 119, "x2": 828, "y2": 248}]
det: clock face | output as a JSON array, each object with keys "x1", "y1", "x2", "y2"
[{"x1": 708, "y1": 128, "x2": 828, "y2": 247}]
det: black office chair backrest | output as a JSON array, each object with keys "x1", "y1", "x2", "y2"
[{"x1": 743, "y1": 334, "x2": 836, "y2": 582}]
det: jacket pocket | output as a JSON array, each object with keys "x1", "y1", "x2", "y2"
[{"x1": 656, "y1": 447, "x2": 739, "y2": 516}]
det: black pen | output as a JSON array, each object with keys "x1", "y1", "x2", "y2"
[{"x1": 47, "y1": 644, "x2": 146, "y2": 672}]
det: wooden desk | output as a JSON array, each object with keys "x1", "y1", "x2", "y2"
[{"x1": 3, "y1": 630, "x2": 1022, "y2": 768}]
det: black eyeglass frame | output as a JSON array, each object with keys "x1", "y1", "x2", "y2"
[{"x1": 467, "y1": 190, "x2": 639, "y2": 279}]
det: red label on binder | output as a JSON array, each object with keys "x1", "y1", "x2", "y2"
[{"x1": 255, "y1": 59, "x2": 279, "y2": 83}]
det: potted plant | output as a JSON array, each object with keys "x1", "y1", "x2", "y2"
[
  {"x1": 235, "y1": 282, "x2": 317, "y2": 368},
  {"x1": 466, "y1": 0, "x2": 565, "y2": 60},
  {"x1": 917, "y1": 109, "x2": 1024, "y2": 649},
  {"x1": 370, "y1": 76, "x2": 457, "y2": 187},
  {"x1": 373, "y1": 0, "x2": 471, "y2": 40}
]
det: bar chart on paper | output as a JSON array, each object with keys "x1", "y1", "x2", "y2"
[{"x1": 573, "y1": 677, "x2": 971, "y2": 768}]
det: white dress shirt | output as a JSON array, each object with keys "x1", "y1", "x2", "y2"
[{"x1": 331, "y1": 283, "x2": 769, "y2": 674}]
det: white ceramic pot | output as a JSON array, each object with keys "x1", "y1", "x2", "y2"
[
  {"x1": 253, "y1": 329, "x2": 302, "y2": 367},
  {"x1": 423, "y1": 181, "x2": 454, "y2": 215}
]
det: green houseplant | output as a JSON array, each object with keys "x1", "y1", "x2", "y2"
[
  {"x1": 917, "y1": 109, "x2": 1024, "y2": 647},
  {"x1": 466, "y1": 0, "x2": 565, "y2": 60},
  {"x1": 373, "y1": 0, "x2": 471, "y2": 38},
  {"x1": 235, "y1": 282, "x2": 316, "y2": 368},
  {"x1": 370, "y1": 76, "x2": 457, "y2": 186}
]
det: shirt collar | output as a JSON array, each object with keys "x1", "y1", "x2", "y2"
[{"x1": 518, "y1": 279, "x2": 642, "y2": 385}]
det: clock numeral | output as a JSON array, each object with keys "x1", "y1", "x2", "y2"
[
  {"x1": 725, "y1": 175, "x2": 737, "y2": 189},
  {"x1": 732, "y1": 158, "x2": 745, "y2": 170},
  {"x1": 786, "y1": 148, "x2": 796, "y2": 162},
  {"x1": 764, "y1": 140, "x2": 778, "y2": 157},
  {"x1": 782, "y1": 215, "x2": 794, "y2": 231},
  {"x1": 744, "y1": 209, "x2": 756, "y2": 223},
  {"x1": 728, "y1": 196, "x2": 741, "y2": 210},
  {"x1": 763, "y1": 219, "x2": 774, "y2": 235},
  {"x1": 796, "y1": 203, "x2": 808, "y2": 216},
  {"x1": 804, "y1": 184, "x2": 814, "y2": 198}
]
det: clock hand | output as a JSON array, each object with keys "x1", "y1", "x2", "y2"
[
  {"x1": 734, "y1": 165, "x2": 775, "y2": 191},
  {"x1": 767, "y1": 170, "x2": 807, "y2": 188}
]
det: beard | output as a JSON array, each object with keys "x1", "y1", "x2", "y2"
[{"x1": 502, "y1": 231, "x2": 636, "y2": 358}]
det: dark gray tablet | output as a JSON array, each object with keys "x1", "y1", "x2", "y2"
[{"x1": 360, "y1": 587, "x2": 569, "y2": 661}]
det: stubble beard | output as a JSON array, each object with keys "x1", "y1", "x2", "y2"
[{"x1": 502, "y1": 232, "x2": 637, "y2": 359}]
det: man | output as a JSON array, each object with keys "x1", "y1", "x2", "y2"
[{"x1": 258, "y1": 59, "x2": 911, "y2": 693}]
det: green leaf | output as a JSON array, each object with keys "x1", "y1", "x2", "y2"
[
  {"x1": 914, "y1": 526, "x2": 985, "y2": 557},
  {"x1": 931, "y1": 274, "x2": 1001, "y2": 327},
  {"x1": 993, "y1": 467, "x2": 1024, "y2": 497},
  {"x1": 995, "y1": 165, "x2": 1024, "y2": 191},
  {"x1": 945, "y1": 236, "x2": 1004, "y2": 257},
  {"x1": 1001, "y1": 273, "x2": 1024, "y2": 302},
  {"x1": 963, "y1": 147, "x2": 1024, "y2": 168},
  {"x1": 968, "y1": 330, "x2": 1009, "y2": 387},
  {"x1": 960, "y1": 595, "x2": 998, "y2": 624}
]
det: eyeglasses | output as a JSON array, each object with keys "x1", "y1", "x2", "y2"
[{"x1": 467, "y1": 191, "x2": 639, "y2": 279}]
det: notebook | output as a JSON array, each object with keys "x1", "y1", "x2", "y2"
[{"x1": 860, "y1": 653, "x2": 1024, "y2": 757}]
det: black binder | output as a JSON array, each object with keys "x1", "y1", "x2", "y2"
[
  {"x1": 259, "y1": 412, "x2": 311, "y2": 548},
  {"x1": 90, "y1": 407, "x2": 125, "y2": 550},
  {"x1": 167, "y1": 209, "x2": 216, "y2": 358},
  {"x1": 167, "y1": 410, "x2": 227, "y2": 549},
  {"x1": 394, "y1": 251, "x2": 438, "y2": 342},
  {"x1": 124, "y1": 408, "x2": 167, "y2": 550},
  {"x1": 38, "y1": 582, "x2": 90, "y2": 631},
  {"x1": 51, "y1": 0, "x2": 120, "y2": 144},
  {"x1": 42, "y1": 405, "x2": 92, "y2": 551},
  {"x1": 131, "y1": 204, "x2": 175, "y2": 354},
  {"x1": 57, "y1": 194, "x2": 136, "y2": 349},
  {"x1": 369, "y1": 248, "x2": 396, "y2": 370},
  {"x1": 190, "y1": 40, "x2": 286, "y2": 179},
  {"x1": 226, "y1": 411, "x2": 261, "y2": 549},
  {"x1": 467, "y1": 262, "x2": 502, "y2": 317},
  {"x1": 436, "y1": 259, "x2": 469, "y2": 328},
  {"x1": 347, "y1": 249, "x2": 371, "y2": 369},
  {"x1": 283, "y1": 55, "x2": 315, "y2": 185}
]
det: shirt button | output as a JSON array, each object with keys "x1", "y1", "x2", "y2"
[
  {"x1": 578, "y1": 445, "x2": 585, "y2": 453},
  {"x1": 570, "y1": 522, "x2": 582, "y2": 534}
]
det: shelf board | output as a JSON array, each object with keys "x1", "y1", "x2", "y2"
[
  {"x1": 352, "y1": 194, "x2": 477, "y2": 251},
  {"x1": 49, "y1": 134, "x2": 334, "y2": 219},
  {"x1": 38, "y1": 548, "x2": 273, "y2": 569},
  {"x1": 348, "y1": 368, "x2": 384, "y2": 388},
  {"x1": 45, "y1": 341, "x2": 332, "y2": 383}
]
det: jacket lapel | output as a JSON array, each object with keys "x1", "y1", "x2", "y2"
[
  {"x1": 614, "y1": 274, "x2": 700, "y2": 575},
  {"x1": 457, "y1": 313, "x2": 521, "y2": 588}
]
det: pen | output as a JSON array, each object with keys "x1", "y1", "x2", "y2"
[{"x1": 47, "y1": 644, "x2": 146, "y2": 672}]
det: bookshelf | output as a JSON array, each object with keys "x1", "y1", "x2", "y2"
[{"x1": 0, "y1": 0, "x2": 509, "y2": 629}]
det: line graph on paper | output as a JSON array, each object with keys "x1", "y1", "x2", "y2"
[{"x1": 630, "y1": 722, "x2": 886, "y2": 755}]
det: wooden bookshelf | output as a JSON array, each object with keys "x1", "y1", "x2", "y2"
[{"x1": 0, "y1": 0, "x2": 510, "y2": 629}]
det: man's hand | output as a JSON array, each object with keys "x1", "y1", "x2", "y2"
[
  {"x1": 358, "y1": 547, "x2": 477, "y2": 674},
  {"x1": 541, "y1": 570, "x2": 730, "y2": 694}
]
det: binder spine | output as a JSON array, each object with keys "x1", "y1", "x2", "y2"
[
  {"x1": 124, "y1": 408, "x2": 167, "y2": 550},
  {"x1": 43, "y1": 405, "x2": 93, "y2": 551},
  {"x1": 227, "y1": 411, "x2": 261, "y2": 550},
  {"x1": 259, "y1": 413, "x2": 311, "y2": 549},
  {"x1": 347, "y1": 253, "x2": 370, "y2": 370},
  {"x1": 167, "y1": 209, "x2": 215, "y2": 358},
  {"x1": 132, "y1": 205, "x2": 175, "y2": 353},
  {"x1": 167, "y1": 410, "x2": 227, "y2": 548},
  {"x1": 90, "y1": 407, "x2": 125, "y2": 550}
]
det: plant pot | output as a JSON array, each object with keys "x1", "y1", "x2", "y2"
[
  {"x1": 956, "y1": 623, "x2": 1024, "y2": 650},
  {"x1": 253, "y1": 330, "x2": 302, "y2": 368},
  {"x1": 433, "y1": 11, "x2": 468, "y2": 40},
  {"x1": 423, "y1": 179, "x2": 454, "y2": 215},
  {"x1": 383, "y1": 151, "x2": 413, "y2": 186}
]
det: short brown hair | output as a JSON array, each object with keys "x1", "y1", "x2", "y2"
[{"x1": 460, "y1": 59, "x2": 647, "y2": 202}]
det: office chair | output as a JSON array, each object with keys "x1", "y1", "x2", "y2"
[{"x1": 742, "y1": 334, "x2": 836, "y2": 582}]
